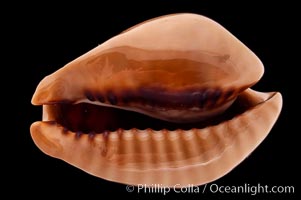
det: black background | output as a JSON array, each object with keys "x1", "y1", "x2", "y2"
[{"x1": 7, "y1": 1, "x2": 296, "y2": 198}]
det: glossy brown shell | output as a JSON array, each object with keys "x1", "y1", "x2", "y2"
[
  {"x1": 31, "y1": 13, "x2": 263, "y2": 107},
  {"x1": 30, "y1": 13, "x2": 282, "y2": 187}
]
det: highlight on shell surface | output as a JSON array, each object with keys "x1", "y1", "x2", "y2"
[{"x1": 30, "y1": 13, "x2": 282, "y2": 187}]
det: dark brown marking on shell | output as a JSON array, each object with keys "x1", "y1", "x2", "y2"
[
  {"x1": 103, "y1": 130, "x2": 110, "y2": 141},
  {"x1": 197, "y1": 89, "x2": 210, "y2": 108},
  {"x1": 120, "y1": 91, "x2": 134, "y2": 104},
  {"x1": 83, "y1": 87, "x2": 244, "y2": 110},
  {"x1": 85, "y1": 91, "x2": 96, "y2": 102},
  {"x1": 107, "y1": 91, "x2": 118, "y2": 105},
  {"x1": 96, "y1": 93, "x2": 105, "y2": 103},
  {"x1": 47, "y1": 92, "x2": 255, "y2": 134},
  {"x1": 115, "y1": 87, "x2": 237, "y2": 109},
  {"x1": 88, "y1": 132, "x2": 96, "y2": 140},
  {"x1": 62, "y1": 127, "x2": 69, "y2": 134},
  {"x1": 211, "y1": 90, "x2": 222, "y2": 104},
  {"x1": 76, "y1": 131, "x2": 83, "y2": 139}
]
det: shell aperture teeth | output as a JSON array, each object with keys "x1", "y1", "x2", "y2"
[
  {"x1": 77, "y1": 87, "x2": 241, "y2": 123},
  {"x1": 40, "y1": 90, "x2": 265, "y2": 135}
]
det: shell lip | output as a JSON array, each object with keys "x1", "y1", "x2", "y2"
[
  {"x1": 30, "y1": 88, "x2": 282, "y2": 187},
  {"x1": 32, "y1": 89, "x2": 278, "y2": 135}
]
